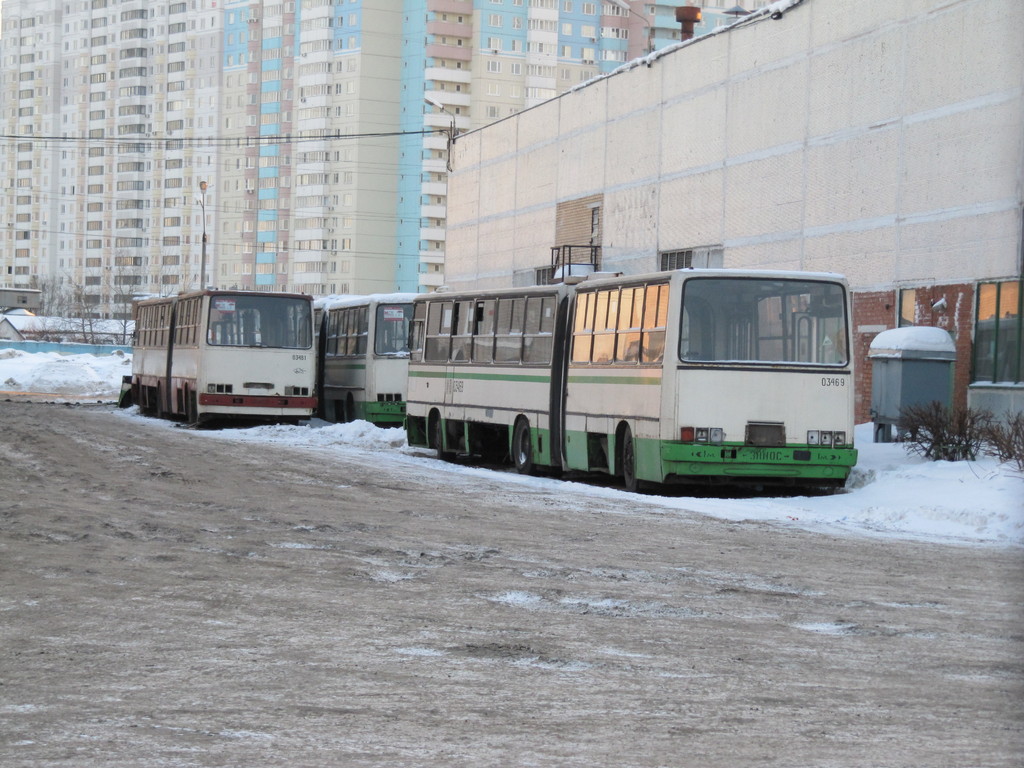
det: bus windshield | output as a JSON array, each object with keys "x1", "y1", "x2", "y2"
[
  {"x1": 374, "y1": 303, "x2": 414, "y2": 356},
  {"x1": 207, "y1": 295, "x2": 313, "y2": 349},
  {"x1": 680, "y1": 278, "x2": 848, "y2": 365}
]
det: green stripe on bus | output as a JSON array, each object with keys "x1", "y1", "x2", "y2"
[
  {"x1": 567, "y1": 375, "x2": 662, "y2": 386},
  {"x1": 409, "y1": 370, "x2": 551, "y2": 384}
]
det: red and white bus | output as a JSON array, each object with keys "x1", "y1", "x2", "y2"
[{"x1": 131, "y1": 290, "x2": 316, "y2": 425}]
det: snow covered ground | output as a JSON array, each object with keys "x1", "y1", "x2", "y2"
[{"x1": 1, "y1": 347, "x2": 1020, "y2": 547}]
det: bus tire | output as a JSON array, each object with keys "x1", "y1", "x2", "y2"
[
  {"x1": 512, "y1": 418, "x2": 535, "y2": 475},
  {"x1": 620, "y1": 424, "x2": 640, "y2": 493},
  {"x1": 431, "y1": 413, "x2": 455, "y2": 462}
]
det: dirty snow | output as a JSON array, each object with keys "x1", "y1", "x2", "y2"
[{"x1": 1, "y1": 348, "x2": 1020, "y2": 547}]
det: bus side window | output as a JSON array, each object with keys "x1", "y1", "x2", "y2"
[
  {"x1": 495, "y1": 297, "x2": 524, "y2": 364},
  {"x1": 451, "y1": 300, "x2": 473, "y2": 362},
  {"x1": 642, "y1": 283, "x2": 668, "y2": 364},
  {"x1": 335, "y1": 309, "x2": 349, "y2": 355},
  {"x1": 355, "y1": 306, "x2": 369, "y2": 356},
  {"x1": 327, "y1": 309, "x2": 339, "y2": 356},
  {"x1": 591, "y1": 289, "x2": 617, "y2": 364},
  {"x1": 409, "y1": 302, "x2": 426, "y2": 361},
  {"x1": 615, "y1": 286, "x2": 643, "y2": 363},
  {"x1": 523, "y1": 296, "x2": 553, "y2": 364},
  {"x1": 472, "y1": 300, "x2": 495, "y2": 363},
  {"x1": 424, "y1": 301, "x2": 452, "y2": 363},
  {"x1": 571, "y1": 292, "x2": 595, "y2": 364}
]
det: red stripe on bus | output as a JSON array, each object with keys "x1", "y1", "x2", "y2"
[{"x1": 198, "y1": 394, "x2": 317, "y2": 408}]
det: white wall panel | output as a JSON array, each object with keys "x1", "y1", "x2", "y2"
[
  {"x1": 725, "y1": 62, "x2": 808, "y2": 157},
  {"x1": 555, "y1": 123, "x2": 609, "y2": 201},
  {"x1": 804, "y1": 130, "x2": 901, "y2": 229},
  {"x1": 807, "y1": 28, "x2": 903, "y2": 137},
  {"x1": 445, "y1": 0, "x2": 1023, "y2": 292},
  {"x1": 661, "y1": 89, "x2": 728, "y2": 173}
]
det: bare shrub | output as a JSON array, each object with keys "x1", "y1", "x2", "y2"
[
  {"x1": 982, "y1": 412, "x2": 1024, "y2": 472},
  {"x1": 899, "y1": 401, "x2": 993, "y2": 462}
]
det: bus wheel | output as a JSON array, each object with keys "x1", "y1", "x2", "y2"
[
  {"x1": 512, "y1": 418, "x2": 535, "y2": 475},
  {"x1": 620, "y1": 424, "x2": 639, "y2": 493},
  {"x1": 432, "y1": 414, "x2": 454, "y2": 462}
]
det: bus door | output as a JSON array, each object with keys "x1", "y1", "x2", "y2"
[
  {"x1": 423, "y1": 299, "x2": 457, "y2": 410},
  {"x1": 447, "y1": 299, "x2": 477, "y2": 419}
]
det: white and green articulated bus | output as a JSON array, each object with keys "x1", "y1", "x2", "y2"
[
  {"x1": 405, "y1": 269, "x2": 858, "y2": 490},
  {"x1": 315, "y1": 293, "x2": 417, "y2": 425}
]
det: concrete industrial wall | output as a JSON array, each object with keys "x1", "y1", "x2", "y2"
[{"x1": 443, "y1": 0, "x2": 1024, "y2": 420}]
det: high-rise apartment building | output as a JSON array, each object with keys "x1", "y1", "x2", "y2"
[
  {"x1": 1, "y1": 0, "x2": 223, "y2": 318},
  {"x1": 0, "y1": 0, "x2": 753, "y2": 316}
]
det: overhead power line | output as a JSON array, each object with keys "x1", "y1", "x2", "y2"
[{"x1": 0, "y1": 128, "x2": 443, "y2": 147}]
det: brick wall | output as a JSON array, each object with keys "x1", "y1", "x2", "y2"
[
  {"x1": 555, "y1": 195, "x2": 603, "y2": 250},
  {"x1": 851, "y1": 282, "x2": 975, "y2": 424}
]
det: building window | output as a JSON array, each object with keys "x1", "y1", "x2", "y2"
[
  {"x1": 974, "y1": 280, "x2": 1023, "y2": 384},
  {"x1": 659, "y1": 246, "x2": 723, "y2": 271},
  {"x1": 898, "y1": 288, "x2": 916, "y2": 327}
]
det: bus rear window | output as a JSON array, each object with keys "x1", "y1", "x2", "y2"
[
  {"x1": 374, "y1": 303, "x2": 413, "y2": 356},
  {"x1": 680, "y1": 278, "x2": 848, "y2": 365},
  {"x1": 207, "y1": 295, "x2": 312, "y2": 349}
]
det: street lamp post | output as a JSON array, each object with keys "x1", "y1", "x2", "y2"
[
  {"x1": 198, "y1": 180, "x2": 208, "y2": 290},
  {"x1": 424, "y1": 96, "x2": 456, "y2": 172}
]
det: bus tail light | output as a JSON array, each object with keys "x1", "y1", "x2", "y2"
[
  {"x1": 808, "y1": 430, "x2": 846, "y2": 447},
  {"x1": 680, "y1": 427, "x2": 724, "y2": 444}
]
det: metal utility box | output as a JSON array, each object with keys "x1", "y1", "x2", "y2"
[{"x1": 869, "y1": 327, "x2": 956, "y2": 442}]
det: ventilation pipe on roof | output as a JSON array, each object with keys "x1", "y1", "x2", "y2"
[{"x1": 675, "y1": 6, "x2": 702, "y2": 41}]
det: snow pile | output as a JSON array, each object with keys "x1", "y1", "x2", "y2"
[
  {"x1": 225, "y1": 419, "x2": 409, "y2": 451},
  {"x1": 868, "y1": 326, "x2": 956, "y2": 358},
  {"x1": 1, "y1": 348, "x2": 1020, "y2": 547},
  {"x1": 0, "y1": 348, "x2": 130, "y2": 398},
  {"x1": 661, "y1": 426, "x2": 1021, "y2": 545}
]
